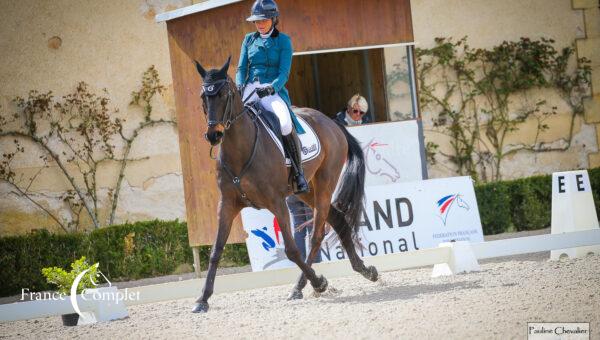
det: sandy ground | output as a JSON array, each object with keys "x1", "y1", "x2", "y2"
[{"x1": 1, "y1": 249, "x2": 599, "y2": 339}]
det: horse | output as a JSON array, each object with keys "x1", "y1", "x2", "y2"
[{"x1": 192, "y1": 57, "x2": 379, "y2": 313}]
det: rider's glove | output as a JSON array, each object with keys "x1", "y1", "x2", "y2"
[{"x1": 256, "y1": 85, "x2": 275, "y2": 98}]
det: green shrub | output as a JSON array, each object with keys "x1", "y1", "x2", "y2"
[
  {"x1": 41, "y1": 256, "x2": 99, "y2": 295},
  {"x1": 84, "y1": 219, "x2": 193, "y2": 281},
  {"x1": 587, "y1": 168, "x2": 600, "y2": 218},
  {"x1": 0, "y1": 229, "x2": 85, "y2": 297},
  {"x1": 0, "y1": 219, "x2": 247, "y2": 297},
  {"x1": 509, "y1": 175, "x2": 551, "y2": 231},
  {"x1": 474, "y1": 168, "x2": 600, "y2": 234},
  {"x1": 475, "y1": 181, "x2": 512, "y2": 235}
]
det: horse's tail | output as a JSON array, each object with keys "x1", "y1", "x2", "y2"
[{"x1": 331, "y1": 121, "x2": 366, "y2": 236}]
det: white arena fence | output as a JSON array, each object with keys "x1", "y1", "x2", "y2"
[{"x1": 0, "y1": 228, "x2": 599, "y2": 323}]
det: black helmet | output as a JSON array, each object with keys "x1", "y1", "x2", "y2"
[{"x1": 246, "y1": 0, "x2": 279, "y2": 22}]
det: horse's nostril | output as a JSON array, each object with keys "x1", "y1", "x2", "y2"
[{"x1": 206, "y1": 130, "x2": 224, "y2": 146}]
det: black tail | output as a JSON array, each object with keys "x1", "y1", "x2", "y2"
[{"x1": 331, "y1": 121, "x2": 366, "y2": 237}]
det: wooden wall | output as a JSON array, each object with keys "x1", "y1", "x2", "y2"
[{"x1": 165, "y1": 0, "x2": 413, "y2": 246}]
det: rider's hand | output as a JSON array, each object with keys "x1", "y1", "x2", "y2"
[{"x1": 256, "y1": 85, "x2": 275, "y2": 98}]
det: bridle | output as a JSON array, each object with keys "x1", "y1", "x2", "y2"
[
  {"x1": 201, "y1": 78, "x2": 260, "y2": 208},
  {"x1": 202, "y1": 79, "x2": 239, "y2": 131},
  {"x1": 201, "y1": 79, "x2": 257, "y2": 131}
]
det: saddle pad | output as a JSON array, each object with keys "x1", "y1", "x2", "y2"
[{"x1": 256, "y1": 114, "x2": 321, "y2": 166}]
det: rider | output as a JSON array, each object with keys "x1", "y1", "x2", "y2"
[{"x1": 235, "y1": 0, "x2": 309, "y2": 194}]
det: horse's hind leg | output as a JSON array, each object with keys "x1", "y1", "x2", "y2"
[
  {"x1": 328, "y1": 206, "x2": 378, "y2": 282},
  {"x1": 288, "y1": 191, "x2": 330, "y2": 299},
  {"x1": 271, "y1": 200, "x2": 327, "y2": 295}
]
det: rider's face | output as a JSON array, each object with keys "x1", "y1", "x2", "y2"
[{"x1": 254, "y1": 19, "x2": 273, "y2": 34}]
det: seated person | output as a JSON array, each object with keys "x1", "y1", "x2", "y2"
[{"x1": 334, "y1": 94, "x2": 371, "y2": 126}]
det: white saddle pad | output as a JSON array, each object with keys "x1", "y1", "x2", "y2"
[{"x1": 256, "y1": 114, "x2": 321, "y2": 166}]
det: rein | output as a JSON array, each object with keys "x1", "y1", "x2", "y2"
[{"x1": 202, "y1": 80, "x2": 260, "y2": 208}]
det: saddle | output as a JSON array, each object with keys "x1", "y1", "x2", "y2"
[
  {"x1": 249, "y1": 101, "x2": 284, "y2": 146},
  {"x1": 245, "y1": 102, "x2": 321, "y2": 166}
]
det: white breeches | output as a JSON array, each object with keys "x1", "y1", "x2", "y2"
[{"x1": 243, "y1": 81, "x2": 293, "y2": 135}]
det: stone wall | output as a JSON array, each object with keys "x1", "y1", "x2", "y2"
[
  {"x1": 574, "y1": 0, "x2": 600, "y2": 167},
  {"x1": 413, "y1": 0, "x2": 595, "y2": 180},
  {"x1": 0, "y1": 0, "x2": 192, "y2": 235}
]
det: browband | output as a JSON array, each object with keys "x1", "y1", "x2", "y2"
[{"x1": 202, "y1": 79, "x2": 228, "y2": 96}]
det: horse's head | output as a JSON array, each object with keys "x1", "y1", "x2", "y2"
[
  {"x1": 195, "y1": 57, "x2": 236, "y2": 146},
  {"x1": 455, "y1": 194, "x2": 470, "y2": 210}
]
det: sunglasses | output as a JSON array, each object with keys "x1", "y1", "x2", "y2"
[{"x1": 352, "y1": 109, "x2": 365, "y2": 115}]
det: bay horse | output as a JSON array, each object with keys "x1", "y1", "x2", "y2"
[{"x1": 192, "y1": 57, "x2": 379, "y2": 313}]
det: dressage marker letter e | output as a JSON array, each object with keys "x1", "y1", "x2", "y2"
[
  {"x1": 576, "y1": 174, "x2": 584, "y2": 192},
  {"x1": 558, "y1": 176, "x2": 566, "y2": 193}
]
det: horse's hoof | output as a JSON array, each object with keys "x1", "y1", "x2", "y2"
[
  {"x1": 312, "y1": 275, "x2": 328, "y2": 293},
  {"x1": 287, "y1": 289, "x2": 303, "y2": 300},
  {"x1": 192, "y1": 301, "x2": 209, "y2": 313},
  {"x1": 362, "y1": 265, "x2": 379, "y2": 282}
]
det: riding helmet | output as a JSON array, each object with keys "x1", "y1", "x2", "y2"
[{"x1": 246, "y1": 0, "x2": 279, "y2": 22}]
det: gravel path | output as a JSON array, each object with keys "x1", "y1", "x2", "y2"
[{"x1": 1, "y1": 249, "x2": 598, "y2": 339}]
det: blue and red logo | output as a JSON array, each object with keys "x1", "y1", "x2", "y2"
[
  {"x1": 250, "y1": 217, "x2": 282, "y2": 251},
  {"x1": 436, "y1": 194, "x2": 470, "y2": 225}
]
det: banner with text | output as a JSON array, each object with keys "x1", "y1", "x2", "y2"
[{"x1": 241, "y1": 176, "x2": 484, "y2": 271}]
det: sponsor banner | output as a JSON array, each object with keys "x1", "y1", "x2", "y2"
[
  {"x1": 242, "y1": 176, "x2": 483, "y2": 272},
  {"x1": 348, "y1": 120, "x2": 423, "y2": 185}
]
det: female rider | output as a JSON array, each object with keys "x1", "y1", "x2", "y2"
[{"x1": 235, "y1": 0, "x2": 309, "y2": 194}]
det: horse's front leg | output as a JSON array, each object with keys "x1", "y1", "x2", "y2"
[{"x1": 192, "y1": 198, "x2": 241, "y2": 313}]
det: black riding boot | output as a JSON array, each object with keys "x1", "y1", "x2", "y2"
[{"x1": 283, "y1": 132, "x2": 310, "y2": 194}]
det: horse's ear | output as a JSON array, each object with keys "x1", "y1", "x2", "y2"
[
  {"x1": 219, "y1": 56, "x2": 232, "y2": 74},
  {"x1": 195, "y1": 60, "x2": 207, "y2": 78}
]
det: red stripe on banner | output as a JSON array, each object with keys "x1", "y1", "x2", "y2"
[
  {"x1": 440, "y1": 197, "x2": 455, "y2": 214},
  {"x1": 273, "y1": 217, "x2": 281, "y2": 244}
]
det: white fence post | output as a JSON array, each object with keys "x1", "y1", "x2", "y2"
[{"x1": 431, "y1": 241, "x2": 480, "y2": 277}]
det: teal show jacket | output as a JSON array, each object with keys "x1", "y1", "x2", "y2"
[{"x1": 235, "y1": 29, "x2": 305, "y2": 134}]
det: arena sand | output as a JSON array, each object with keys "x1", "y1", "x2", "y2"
[{"x1": 1, "y1": 252, "x2": 599, "y2": 339}]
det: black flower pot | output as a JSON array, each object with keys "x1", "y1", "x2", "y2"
[{"x1": 61, "y1": 313, "x2": 79, "y2": 326}]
